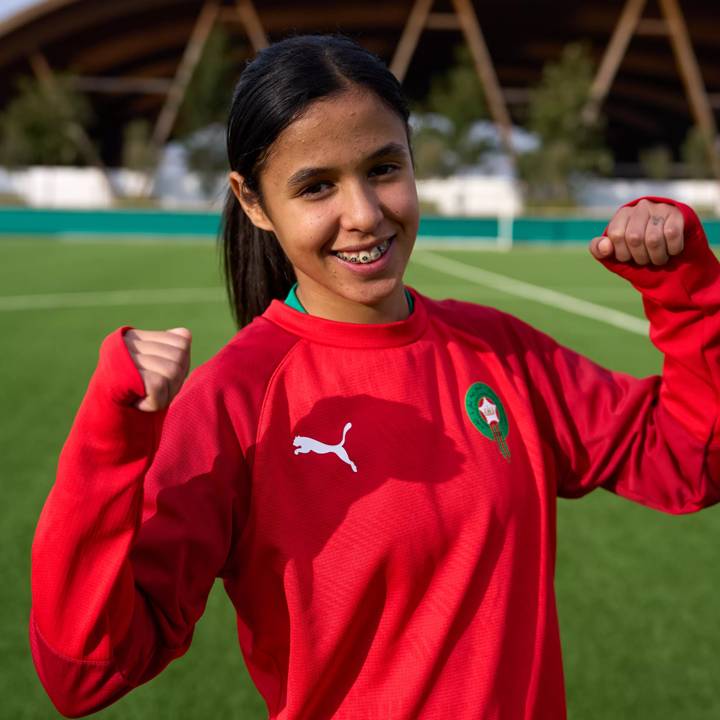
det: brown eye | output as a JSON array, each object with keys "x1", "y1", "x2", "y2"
[
  {"x1": 369, "y1": 164, "x2": 398, "y2": 178},
  {"x1": 300, "y1": 181, "x2": 332, "y2": 197}
]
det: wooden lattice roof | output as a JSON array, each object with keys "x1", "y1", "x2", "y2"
[{"x1": 0, "y1": 0, "x2": 718, "y2": 167}]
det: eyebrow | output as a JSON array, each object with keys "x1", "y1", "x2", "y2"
[{"x1": 286, "y1": 142, "x2": 409, "y2": 190}]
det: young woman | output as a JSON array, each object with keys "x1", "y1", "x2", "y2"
[{"x1": 30, "y1": 35, "x2": 720, "y2": 719}]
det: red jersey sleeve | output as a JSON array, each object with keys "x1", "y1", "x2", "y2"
[
  {"x1": 30, "y1": 328, "x2": 245, "y2": 717},
  {"x1": 511, "y1": 197, "x2": 720, "y2": 512}
]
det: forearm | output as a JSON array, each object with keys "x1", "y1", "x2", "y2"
[
  {"x1": 30, "y1": 330, "x2": 169, "y2": 715},
  {"x1": 547, "y1": 198, "x2": 720, "y2": 510},
  {"x1": 608, "y1": 197, "x2": 720, "y2": 444},
  {"x1": 30, "y1": 328, "x2": 240, "y2": 716}
]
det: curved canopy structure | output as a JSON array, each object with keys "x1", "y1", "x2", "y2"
[{"x1": 0, "y1": 0, "x2": 718, "y2": 170}]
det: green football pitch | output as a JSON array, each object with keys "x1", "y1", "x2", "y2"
[{"x1": 2, "y1": 237, "x2": 719, "y2": 719}]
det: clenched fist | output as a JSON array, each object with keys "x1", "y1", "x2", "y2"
[
  {"x1": 589, "y1": 199, "x2": 685, "y2": 266},
  {"x1": 122, "y1": 328, "x2": 192, "y2": 412}
]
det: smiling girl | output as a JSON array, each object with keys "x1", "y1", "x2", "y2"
[{"x1": 30, "y1": 35, "x2": 720, "y2": 719}]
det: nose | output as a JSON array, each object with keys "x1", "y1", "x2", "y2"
[{"x1": 339, "y1": 180, "x2": 384, "y2": 235}]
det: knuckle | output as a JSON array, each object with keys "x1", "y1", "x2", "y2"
[
  {"x1": 645, "y1": 235, "x2": 663, "y2": 250},
  {"x1": 626, "y1": 232, "x2": 644, "y2": 248},
  {"x1": 608, "y1": 228, "x2": 625, "y2": 243},
  {"x1": 616, "y1": 248, "x2": 632, "y2": 261},
  {"x1": 615, "y1": 206, "x2": 632, "y2": 219},
  {"x1": 166, "y1": 348, "x2": 182, "y2": 372},
  {"x1": 162, "y1": 346, "x2": 181, "y2": 364},
  {"x1": 156, "y1": 355, "x2": 175, "y2": 374},
  {"x1": 169, "y1": 338, "x2": 190, "y2": 356}
]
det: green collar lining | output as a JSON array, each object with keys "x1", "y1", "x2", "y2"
[{"x1": 284, "y1": 283, "x2": 414, "y2": 315}]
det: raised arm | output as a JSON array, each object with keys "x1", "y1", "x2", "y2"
[
  {"x1": 30, "y1": 328, "x2": 245, "y2": 717},
  {"x1": 509, "y1": 197, "x2": 720, "y2": 512}
]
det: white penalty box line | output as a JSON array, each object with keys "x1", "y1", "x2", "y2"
[
  {"x1": 412, "y1": 250, "x2": 649, "y2": 336},
  {"x1": 0, "y1": 287, "x2": 224, "y2": 312}
]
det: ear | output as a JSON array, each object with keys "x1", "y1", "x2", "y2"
[{"x1": 229, "y1": 171, "x2": 274, "y2": 233}]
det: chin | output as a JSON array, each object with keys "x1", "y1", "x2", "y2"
[{"x1": 344, "y1": 278, "x2": 404, "y2": 307}]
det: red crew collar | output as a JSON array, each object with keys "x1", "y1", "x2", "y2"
[{"x1": 263, "y1": 286, "x2": 428, "y2": 348}]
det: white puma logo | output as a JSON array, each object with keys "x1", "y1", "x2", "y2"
[{"x1": 293, "y1": 421, "x2": 358, "y2": 473}]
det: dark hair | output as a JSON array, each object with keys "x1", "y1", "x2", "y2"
[{"x1": 221, "y1": 34, "x2": 410, "y2": 327}]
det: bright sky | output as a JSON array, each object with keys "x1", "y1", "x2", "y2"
[{"x1": 0, "y1": 0, "x2": 41, "y2": 23}]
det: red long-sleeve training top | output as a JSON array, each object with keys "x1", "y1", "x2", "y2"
[{"x1": 30, "y1": 199, "x2": 720, "y2": 718}]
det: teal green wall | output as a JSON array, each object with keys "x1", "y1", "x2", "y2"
[
  {"x1": 1, "y1": 207, "x2": 718, "y2": 244},
  {"x1": 0, "y1": 208, "x2": 220, "y2": 236}
]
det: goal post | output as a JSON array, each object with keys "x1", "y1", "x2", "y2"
[{"x1": 417, "y1": 212, "x2": 515, "y2": 251}]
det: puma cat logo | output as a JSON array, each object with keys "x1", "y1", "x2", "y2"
[{"x1": 293, "y1": 422, "x2": 358, "y2": 473}]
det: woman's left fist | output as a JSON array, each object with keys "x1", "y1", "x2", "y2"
[{"x1": 589, "y1": 199, "x2": 685, "y2": 266}]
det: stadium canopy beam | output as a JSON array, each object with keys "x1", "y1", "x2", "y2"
[
  {"x1": 29, "y1": 51, "x2": 119, "y2": 201},
  {"x1": 68, "y1": 76, "x2": 173, "y2": 95},
  {"x1": 235, "y1": 0, "x2": 269, "y2": 51},
  {"x1": 584, "y1": 0, "x2": 719, "y2": 178},
  {"x1": 659, "y1": 0, "x2": 720, "y2": 178},
  {"x1": 145, "y1": 0, "x2": 269, "y2": 195},
  {"x1": 1, "y1": 0, "x2": 716, "y2": 172},
  {"x1": 426, "y1": 13, "x2": 461, "y2": 31},
  {"x1": 451, "y1": 0, "x2": 514, "y2": 160},
  {"x1": 583, "y1": 0, "x2": 646, "y2": 125},
  {"x1": 390, "y1": 0, "x2": 434, "y2": 82},
  {"x1": 390, "y1": 0, "x2": 515, "y2": 160},
  {"x1": 151, "y1": 0, "x2": 220, "y2": 151}
]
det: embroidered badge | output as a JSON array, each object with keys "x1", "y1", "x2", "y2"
[
  {"x1": 293, "y1": 421, "x2": 358, "y2": 472},
  {"x1": 465, "y1": 383, "x2": 511, "y2": 461}
]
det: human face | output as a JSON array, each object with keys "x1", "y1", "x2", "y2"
[{"x1": 233, "y1": 88, "x2": 419, "y2": 323}]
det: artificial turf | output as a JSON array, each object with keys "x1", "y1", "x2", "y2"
[{"x1": 2, "y1": 237, "x2": 718, "y2": 719}]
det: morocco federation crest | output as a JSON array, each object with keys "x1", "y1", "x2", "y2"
[{"x1": 465, "y1": 382, "x2": 511, "y2": 461}]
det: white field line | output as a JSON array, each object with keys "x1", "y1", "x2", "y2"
[
  {"x1": 412, "y1": 250, "x2": 649, "y2": 336},
  {"x1": 0, "y1": 287, "x2": 224, "y2": 312}
]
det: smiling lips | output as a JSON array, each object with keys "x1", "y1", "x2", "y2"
[{"x1": 332, "y1": 236, "x2": 393, "y2": 265}]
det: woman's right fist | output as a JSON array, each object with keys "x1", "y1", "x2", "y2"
[{"x1": 122, "y1": 328, "x2": 192, "y2": 412}]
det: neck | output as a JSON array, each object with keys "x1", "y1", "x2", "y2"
[{"x1": 295, "y1": 281, "x2": 409, "y2": 324}]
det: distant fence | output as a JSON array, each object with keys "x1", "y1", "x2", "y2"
[{"x1": 1, "y1": 207, "x2": 719, "y2": 245}]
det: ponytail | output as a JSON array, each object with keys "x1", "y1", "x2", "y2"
[{"x1": 220, "y1": 189, "x2": 295, "y2": 328}]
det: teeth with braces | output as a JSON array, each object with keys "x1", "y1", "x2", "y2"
[{"x1": 335, "y1": 238, "x2": 391, "y2": 264}]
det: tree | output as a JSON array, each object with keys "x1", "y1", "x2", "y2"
[
  {"x1": 411, "y1": 45, "x2": 490, "y2": 178},
  {"x1": 639, "y1": 145, "x2": 673, "y2": 180},
  {"x1": 184, "y1": 123, "x2": 227, "y2": 196},
  {"x1": 681, "y1": 125, "x2": 714, "y2": 179},
  {"x1": 122, "y1": 119, "x2": 157, "y2": 173},
  {"x1": 177, "y1": 27, "x2": 235, "y2": 137},
  {"x1": 518, "y1": 43, "x2": 612, "y2": 205},
  {"x1": 0, "y1": 74, "x2": 93, "y2": 167}
]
